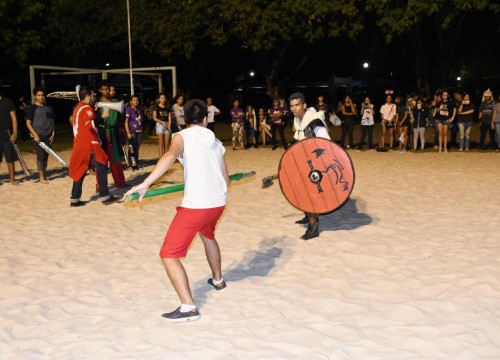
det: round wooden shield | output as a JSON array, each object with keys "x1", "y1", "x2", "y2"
[{"x1": 278, "y1": 138, "x2": 355, "y2": 214}]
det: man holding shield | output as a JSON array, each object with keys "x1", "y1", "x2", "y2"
[{"x1": 289, "y1": 92, "x2": 330, "y2": 240}]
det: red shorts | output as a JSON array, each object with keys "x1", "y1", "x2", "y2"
[{"x1": 159, "y1": 206, "x2": 225, "y2": 258}]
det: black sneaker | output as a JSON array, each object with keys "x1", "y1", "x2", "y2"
[
  {"x1": 70, "y1": 200, "x2": 88, "y2": 208},
  {"x1": 295, "y1": 216, "x2": 309, "y2": 224},
  {"x1": 161, "y1": 307, "x2": 200, "y2": 323},
  {"x1": 101, "y1": 195, "x2": 119, "y2": 205},
  {"x1": 301, "y1": 223, "x2": 319, "y2": 240},
  {"x1": 208, "y1": 278, "x2": 227, "y2": 290}
]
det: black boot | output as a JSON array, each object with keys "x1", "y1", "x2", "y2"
[
  {"x1": 301, "y1": 222, "x2": 319, "y2": 240},
  {"x1": 295, "y1": 216, "x2": 309, "y2": 224}
]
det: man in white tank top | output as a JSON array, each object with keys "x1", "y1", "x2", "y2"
[{"x1": 126, "y1": 99, "x2": 231, "y2": 323}]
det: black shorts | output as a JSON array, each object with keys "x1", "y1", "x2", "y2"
[{"x1": 0, "y1": 138, "x2": 16, "y2": 163}]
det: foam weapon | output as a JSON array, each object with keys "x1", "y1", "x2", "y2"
[
  {"x1": 126, "y1": 171, "x2": 256, "y2": 201},
  {"x1": 122, "y1": 145, "x2": 130, "y2": 167},
  {"x1": 7, "y1": 130, "x2": 31, "y2": 177},
  {"x1": 38, "y1": 142, "x2": 67, "y2": 167},
  {"x1": 262, "y1": 174, "x2": 278, "y2": 188},
  {"x1": 48, "y1": 85, "x2": 124, "y2": 114}
]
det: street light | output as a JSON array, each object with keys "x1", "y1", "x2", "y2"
[
  {"x1": 363, "y1": 62, "x2": 369, "y2": 69},
  {"x1": 457, "y1": 76, "x2": 461, "y2": 81},
  {"x1": 249, "y1": 71, "x2": 255, "y2": 77}
]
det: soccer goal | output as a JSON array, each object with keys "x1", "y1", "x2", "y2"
[{"x1": 29, "y1": 65, "x2": 177, "y2": 103}]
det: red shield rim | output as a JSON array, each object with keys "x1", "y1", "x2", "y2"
[{"x1": 278, "y1": 138, "x2": 355, "y2": 214}]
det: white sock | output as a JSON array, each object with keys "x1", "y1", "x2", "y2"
[
  {"x1": 180, "y1": 304, "x2": 196, "y2": 312},
  {"x1": 212, "y1": 277, "x2": 224, "y2": 285}
]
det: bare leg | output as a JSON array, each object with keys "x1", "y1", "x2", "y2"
[
  {"x1": 165, "y1": 133, "x2": 170, "y2": 152},
  {"x1": 158, "y1": 135, "x2": 164, "y2": 158},
  {"x1": 162, "y1": 258, "x2": 195, "y2": 306},
  {"x1": 200, "y1": 233, "x2": 222, "y2": 281},
  {"x1": 39, "y1": 169, "x2": 48, "y2": 183},
  {"x1": 443, "y1": 124, "x2": 448, "y2": 150},
  {"x1": 8, "y1": 162, "x2": 16, "y2": 184}
]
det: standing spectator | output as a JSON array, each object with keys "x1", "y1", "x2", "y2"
[
  {"x1": 433, "y1": 90, "x2": 456, "y2": 153},
  {"x1": 429, "y1": 92, "x2": 442, "y2": 149},
  {"x1": 492, "y1": 93, "x2": 500, "y2": 151},
  {"x1": 395, "y1": 96, "x2": 409, "y2": 152},
  {"x1": 280, "y1": 98, "x2": 293, "y2": 128},
  {"x1": 16, "y1": 96, "x2": 30, "y2": 142},
  {"x1": 96, "y1": 81, "x2": 126, "y2": 188},
  {"x1": 144, "y1": 99, "x2": 156, "y2": 136},
  {"x1": 456, "y1": 93, "x2": 475, "y2": 151},
  {"x1": 206, "y1": 97, "x2": 221, "y2": 133},
  {"x1": 379, "y1": 93, "x2": 397, "y2": 149},
  {"x1": 152, "y1": 93, "x2": 171, "y2": 157},
  {"x1": 125, "y1": 95, "x2": 144, "y2": 166},
  {"x1": 450, "y1": 91, "x2": 462, "y2": 148},
  {"x1": 314, "y1": 94, "x2": 329, "y2": 116},
  {"x1": 245, "y1": 105, "x2": 258, "y2": 148},
  {"x1": 171, "y1": 94, "x2": 185, "y2": 131},
  {"x1": 258, "y1": 107, "x2": 272, "y2": 147},
  {"x1": 478, "y1": 88, "x2": 495, "y2": 150},
  {"x1": 357, "y1": 96, "x2": 375, "y2": 150},
  {"x1": 269, "y1": 98, "x2": 287, "y2": 150},
  {"x1": 412, "y1": 99, "x2": 427, "y2": 150},
  {"x1": 25, "y1": 86, "x2": 55, "y2": 184},
  {"x1": 406, "y1": 96, "x2": 416, "y2": 150},
  {"x1": 109, "y1": 85, "x2": 127, "y2": 163},
  {"x1": 69, "y1": 87, "x2": 118, "y2": 206},
  {"x1": 339, "y1": 95, "x2": 357, "y2": 149},
  {"x1": 230, "y1": 99, "x2": 245, "y2": 150},
  {"x1": 0, "y1": 90, "x2": 19, "y2": 185}
]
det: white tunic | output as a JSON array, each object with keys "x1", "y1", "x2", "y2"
[{"x1": 293, "y1": 107, "x2": 330, "y2": 141}]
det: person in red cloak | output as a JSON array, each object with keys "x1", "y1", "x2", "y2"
[{"x1": 69, "y1": 86, "x2": 118, "y2": 207}]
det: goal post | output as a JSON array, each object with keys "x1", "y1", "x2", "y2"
[{"x1": 29, "y1": 65, "x2": 177, "y2": 103}]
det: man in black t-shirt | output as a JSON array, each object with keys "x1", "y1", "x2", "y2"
[{"x1": 0, "y1": 91, "x2": 19, "y2": 185}]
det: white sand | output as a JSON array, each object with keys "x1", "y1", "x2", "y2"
[{"x1": 2, "y1": 139, "x2": 500, "y2": 359}]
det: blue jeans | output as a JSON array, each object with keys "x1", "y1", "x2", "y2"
[
  {"x1": 495, "y1": 123, "x2": 500, "y2": 149},
  {"x1": 458, "y1": 121, "x2": 473, "y2": 149},
  {"x1": 129, "y1": 132, "x2": 142, "y2": 162},
  {"x1": 71, "y1": 150, "x2": 110, "y2": 201}
]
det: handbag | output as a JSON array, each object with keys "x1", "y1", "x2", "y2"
[{"x1": 329, "y1": 113, "x2": 342, "y2": 126}]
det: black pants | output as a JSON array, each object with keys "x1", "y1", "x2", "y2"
[
  {"x1": 449, "y1": 122, "x2": 458, "y2": 148},
  {"x1": 479, "y1": 123, "x2": 495, "y2": 149},
  {"x1": 340, "y1": 118, "x2": 355, "y2": 147},
  {"x1": 358, "y1": 125, "x2": 373, "y2": 149},
  {"x1": 271, "y1": 123, "x2": 287, "y2": 149},
  {"x1": 33, "y1": 135, "x2": 51, "y2": 171},
  {"x1": 71, "y1": 150, "x2": 110, "y2": 200}
]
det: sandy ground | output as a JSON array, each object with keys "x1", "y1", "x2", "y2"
[{"x1": 1, "y1": 132, "x2": 500, "y2": 359}]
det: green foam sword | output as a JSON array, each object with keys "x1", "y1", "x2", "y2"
[{"x1": 126, "y1": 171, "x2": 256, "y2": 201}]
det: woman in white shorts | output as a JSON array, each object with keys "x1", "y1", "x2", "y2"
[{"x1": 152, "y1": 93, "x2": 172, "y2": 157}]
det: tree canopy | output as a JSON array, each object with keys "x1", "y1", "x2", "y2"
[
  {"x1": 365, "y1": 0, "x2": 500, "y2": 93},
  {"x1": 1, "y1": 0, "x2": 499, "y2": 97}
]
